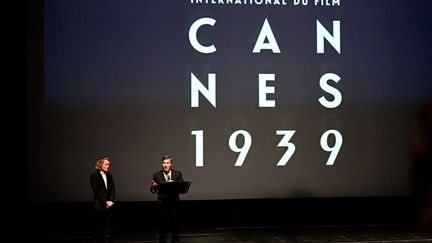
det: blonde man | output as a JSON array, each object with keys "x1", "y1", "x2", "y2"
[{"x1": 90, "y1": 156, "x2": 116, "y2": 243}]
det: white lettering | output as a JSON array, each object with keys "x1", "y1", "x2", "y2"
[
  {"x1": 191, "y1": 73, "x2": 217, "y2": 107},
  {"x1": 314, "y1": 0, "x2": 340, "y2": 6},
  {"x1": 318, "y1": 73, "x2": 342, "y2": 109},
  {"x1": 259, "y1": 74, "x2": 276, "y2": 107},
  {"x1": 189, "y1": 18, "x2": 217, "y2": 54},
  {"x1": 317, "y1": 20, "x2": 341, "y2": 54},
  {"x1": 253, "y1": 18, "x2": 281, "y2": 53}
]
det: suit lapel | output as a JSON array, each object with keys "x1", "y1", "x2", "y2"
[
  {"x1": 97, "y1": 172, "x2": 108, "y2": 192},
  {"x1": 160, "y1": 170, "x2": 167, "y2": 182},
  {"x1": 158, "y1": 170, "x2": 177, "y2": 182},
  {"x1": 106, "y1": 173, "x2": 111, "y2": 191},
  {"x1": 171, "y1": 170, "x2": 176, "y2": 181}
]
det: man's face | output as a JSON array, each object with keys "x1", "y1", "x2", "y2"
[
  {"x1": 101, "y1": 160, "x2": 110, "y2": 172},
  {"x1": 162, "y1": 159, "x2": 172, "y2": 172}
]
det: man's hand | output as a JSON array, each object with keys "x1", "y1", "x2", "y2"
[
  {"x1": 106, "y1": 201, "x2": 114, "y2": 208},
  {"x1": 151, "y1": 180, "x2": 158, "y2": 188}
]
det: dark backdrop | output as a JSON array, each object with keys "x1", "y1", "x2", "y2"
[{"x1": 27, "y1": 0, "x2": 432, "y2": 235}]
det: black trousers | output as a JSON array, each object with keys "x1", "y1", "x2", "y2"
[
  {"x1": 94, "y1": 209, "x2": 112, "y2": 243},
  {"x1": 158, "y1": 200, "x2": 180, "y2": 243}
]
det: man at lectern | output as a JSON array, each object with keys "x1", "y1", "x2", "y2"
[{"x1": 150, "y1": 155, "x2": 184, "y2": 243}]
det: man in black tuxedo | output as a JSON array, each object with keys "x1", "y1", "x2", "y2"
[
  {"x1": 90, "y1": 156, "x2": 116, "y2": 243},
  {"x1": 150, "y1": 155, "x2": 184, "y2": 243}
]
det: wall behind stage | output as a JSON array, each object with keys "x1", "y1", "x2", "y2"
[{"x1": 28, "y1": 0, "x2": 432, "y2": 202}]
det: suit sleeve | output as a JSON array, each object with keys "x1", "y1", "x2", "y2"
[
  {"x1": 177, "y1": 171, "x2": 184, "y2": 182},
  {"x1": 90, "y1": 173, "x2": 106, "y2": 203},
  {"x1": 150, "y1": 173, "x2": 158, "y2": 193}
]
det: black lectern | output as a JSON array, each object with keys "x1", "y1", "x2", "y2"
[{"x1": 158, "y1": 181, "x2": 191, "y2": 194}]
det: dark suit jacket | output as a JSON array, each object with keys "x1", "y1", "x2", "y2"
[
  {"x1": 90, "y1": 170, "x2": 116, "y2": 211},
  {"x1": 150, "y1": 169, "x2": 183, "y2": 201}
]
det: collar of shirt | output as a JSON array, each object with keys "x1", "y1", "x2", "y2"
[
  {"x1": 100, "y1": 171, "x2": 108, "y2": 188},
  {"x1": 164, "y1": 170, "x2": 172, "y2": 181}
]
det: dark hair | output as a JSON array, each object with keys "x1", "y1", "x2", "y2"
[
  {"x1": 95, "y1": 156, "x2": 110, "y2": 170},
  {"x1": 161, "y1": 155, "x2": 173, "y2": 163}
]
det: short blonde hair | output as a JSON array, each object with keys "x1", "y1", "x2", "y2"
[{"x1": 95, "y1": 156, "x2": 110, "y2": 170}]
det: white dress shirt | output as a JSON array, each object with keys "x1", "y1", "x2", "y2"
[
  {"x1": 164, "y1": 170, "x2": 172, "y2": 182},
  {"x1": 100, "y1": 171, "x2": 108, "y2": 189}
]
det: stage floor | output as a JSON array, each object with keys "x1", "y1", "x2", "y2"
[{"x1": 32, "y1": 225, "x2": 432, "y2": 242}]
